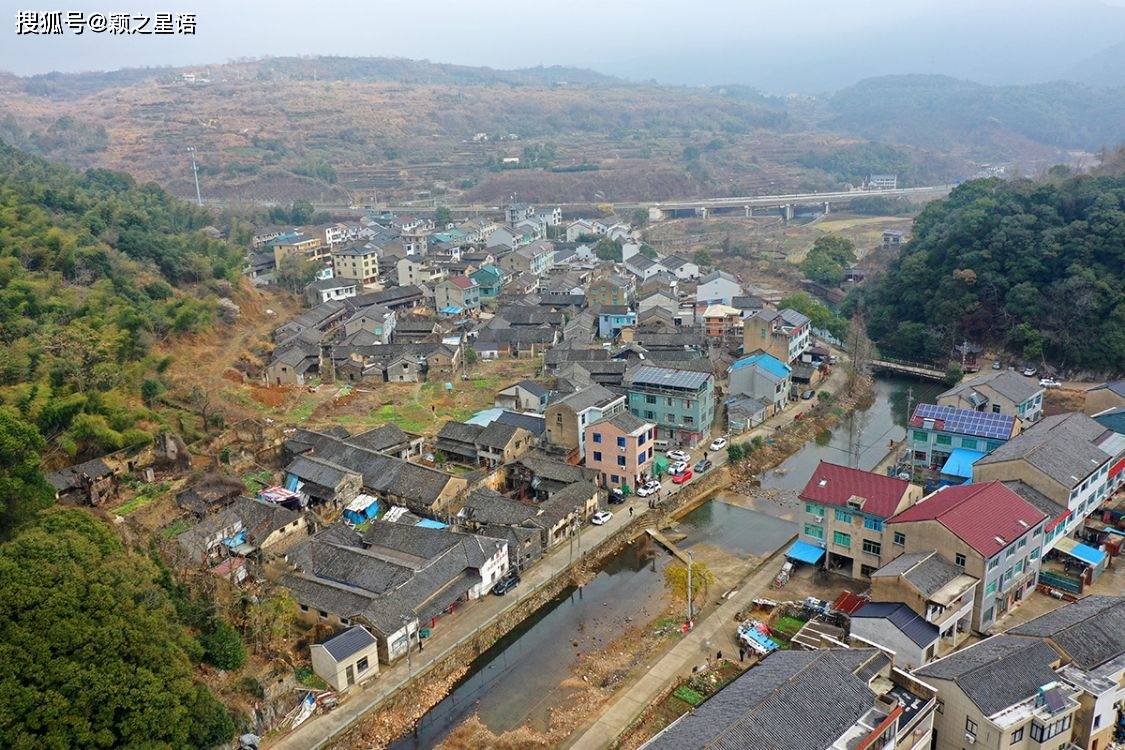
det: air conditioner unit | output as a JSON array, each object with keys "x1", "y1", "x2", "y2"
[
  {"x1": 812, "y1": 516, "x2": 824, "y2": 523},
  {"x1": 964, "y1": 732, "x2": 976, "y2": 744}
]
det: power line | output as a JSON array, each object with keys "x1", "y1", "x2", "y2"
[{"x1": 187, "y1": 146, "x2": 202, "y2": 207}]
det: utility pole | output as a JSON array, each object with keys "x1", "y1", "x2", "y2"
[
  {"x1": 187, "y1": 146, "x2": 203, "y2": 207},
  {"x1": 401, "y1": 614, "x2": 414, "y2": 679}
]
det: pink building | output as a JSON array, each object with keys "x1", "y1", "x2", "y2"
[{"x1": 583, "y1": 412, "x2": 656, "y2": 491}]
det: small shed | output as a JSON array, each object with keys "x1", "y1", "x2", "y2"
[
  {"x1": 342, "y1": 494, "x2": 380, "y2": 526},
  {"x1": 310, "y1": 626, "x2": 380, "y2": 691}
]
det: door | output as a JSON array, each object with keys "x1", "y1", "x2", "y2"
[{"x1": 345, "y1": 665, "x2": 355, "y2": 686}]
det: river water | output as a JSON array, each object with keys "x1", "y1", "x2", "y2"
[{"x1": 390, "y1": 374, "x2": 943, "y2": 748}]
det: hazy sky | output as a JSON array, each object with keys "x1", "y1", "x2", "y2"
[{"x1": 3, "y1": 0, "x2": 1124, "y2": 91}]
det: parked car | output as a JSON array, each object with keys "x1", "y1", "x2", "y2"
[
  {"x1": 591, "y1": 510, "x2": 613, "y2": 526},
  {"x1": 491, "y1": 574, "x2": 520, "y2": 596},
  {"x1": 608, "y1": 487, "x2": 627, "y2": 504},
  {"x1": 1039, "y1": 377, "x2": 1061, "y2": 389},
  {"x1": 666, "y1": 450, "x2": 691, "y2": 463},
  {"x1": 1022, "y1": 367, "x2": 1038, "y2": 377},
  {"x1": 669, "y1": 460, "x2": 689, "y2": 475},
  {"x1": 709, "y1": 437, "x2": 728, "y2": 451},
  {"x1": 637, "y1": 480, "x2": 662, "y2": 497},
  {"x1": 694, "y1": 459, "x2": 713, "y2": 473},
  {"x1": 800, "y1": 389, "x2": 815, "y2": 400},
  {"x1": 671, "y1": 469, "x2": 693, "y2": 484}
]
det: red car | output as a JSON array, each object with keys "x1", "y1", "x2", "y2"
[{"x1": 672, "y1": 469, "x2": 693, "y2": 484}]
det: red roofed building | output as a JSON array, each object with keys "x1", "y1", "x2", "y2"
[
  {"x1": 798, "y1": 461, "x2": 923, "y2": 580},
  {"x1": 885, "y1": 481, "x2": 1048, "y2": 633}
]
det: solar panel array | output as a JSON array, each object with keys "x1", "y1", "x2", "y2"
[{"x1": 913, "y1": 403, "x2": 1014, "y2": 440}]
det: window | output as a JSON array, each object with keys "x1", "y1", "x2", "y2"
[
  {"x1": 955, "y1": 553, "x2": 966, "y2": 567},
  {"x1": 988, "y1": 556, "x2": 999, "y2": 570},
  {"x1": 645, "y1": 410, "x2": 654, "y2": 419},
  {"x1": 893, "y1": 532, "x2": 906, "y2": 546},
  {"x1": 992, "y1": 404, "x2": 1002, "y2": 414},
  {"x1": 986, "y1": 581, "x2": 997, "y2": 595},
  {"x1": 1015, "y1": 560, "x2": 1023, "y2": 574},
  {"x1": 912, "y1": 430, "x2": 928, "y2": 442},
  {"x1": 617, "y1": 436, "x2": 626, "y2": 448},
  {"x1": 864, "y1": 517, "x2": 884, "y2": 532},
  {"x1": 1017, "y1": 538, "x2": 1026, "y2": 549},
  {"x1": 805, "y1": 502, "x2": 821, "y2": 516},
  {"x1": 645, "y1": 395, "x2": 656, "y2": 404},
  {"x1": 617, "y1": 456, "x2": 626, "y2": 467},
  {"x1": 1030, "y1": 547, "x2": 1040, "y2": 560},
  {"x1": 1011, "y1": 727, "x2": 1024, "y2": 742},
  {"x1": 611, "y1": 475, "x2": 620, "y2": 484},
  {"x1": 862, "y1": 539, "x2": 882, "y2": 556},
  {"x1": 593, "y1": 451, "x2": 602, "y2": 462},
  {"x1": 936, "y1": 434, "x2": 952, "y2": 446},
  {"x1": 357, "y1": 657, "x2": 370, "y2": 673},
  {"x1": 961, "y1": 438, "x2": 978, "y2": 450},
  {"x1": 983, "y1": 607, "x2": 994, "y2": 623},
  {"x1": 804, "y1": 524, "x2": 824, "y2": 540},
  {"x1": 833, "y1": 531, "x2": 851, "y2": 547},
  {"x1": 966, "y1": 718, "x2": 978, "y2": 737},
  {"x1": 835, "y1": 508, "x2": 853, "y2": 523},
  {"x1": 592, "y1": 433, "x2": 602, "y2": 444}
]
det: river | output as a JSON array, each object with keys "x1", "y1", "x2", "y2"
[{"x1": 389, "y1": 374, "x2": 943, "y2": 748}]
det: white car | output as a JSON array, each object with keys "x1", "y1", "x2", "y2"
[
  {"x1": 709, "y1": 437, "x2": 728, "y2": 451},
  {"x1": 591, "y1": 510, "x2": 613, "y2": 526},
  {"x1": 669, "y1": 460, "x2": 689, "y2": 475},
  {"x1": 1039, "y1": 377, "x2": 1061, "y2": 388},
  {"x1": 636, "y1": 480, "x2": 662, "y2": 497},
  {"x1": 1022, "y1": 367, "x2": 1038, "y2": 377},
  {"x1": 666, "y1": 450, "x2": 691, "y2": 463}
]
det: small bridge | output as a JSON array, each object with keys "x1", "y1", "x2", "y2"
[
  {"x1": 646, "y1": 528, "x2": 692, "y2": 564},
  {"x1": 870, "y1": 358, "x2": 948, "y2": 381}
]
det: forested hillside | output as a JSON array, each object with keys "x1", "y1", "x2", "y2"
[
  {"x1": 0, "y1": 141, "x2": 244, "y2": 461},
  {"x1": 857, "y1": 173, "x2": 1125, "y2": 372}
]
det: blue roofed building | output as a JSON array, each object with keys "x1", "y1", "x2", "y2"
[
  {"x1": 908, "y1": 403, "x2": 1019, "y2": 472},
  {"x1": 596, "y1": 306, "x2": 637, "y2": 340},
  {"x1": 938, "y1": 447, "x2": 986, "y2": 486},
  {"x1": 625, "y1": 366, "x2": 715, "y2": 447},
  {"x1": 728, "y1": 352, "x2": 791, "y2": 416}
]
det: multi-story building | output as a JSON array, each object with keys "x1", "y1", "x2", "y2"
[
  {"x1": 973, "y1": 412, "x2": 1119, "y2": 547},
  {"x1": 434, "y1": 275, "x2": 481, "y2": 313},
  {"x1": 742, "y1": 308, "x2": 811, "y2": 364},
  {"x1": 907, "y1": 403, "x2": 1020, "y2": 471},
  {"x1": 938, "y1": 370, "x2": 1045, "y2": 423},
  {"x1": 545, "y1": 385, "x2": 626, "y2": 460},
  {"x1": 587, "y1": 275, "x2": 634, "y2": 308},
  {"x1": 727, "y1": 352, "x2": 791, "y2": 415},
  {"x1": 694, "y1": 270, "x2": 742, "y2": 307},
  {"x1": 469, "y1": 265, "x2": 504, "y2": 300},
  {"x1": 797, "y1": 461, "x2": 923, "y2": 579},
  {"x1": 270, "y1": 231, "x2": 326, "y2": 265},
  {"x1": 625, "y1": 366, "x2": 715, "y2": 448},
  {"x1": 643, "y1": 648, "x2": 937, "y2": 750},
  {"x1": 596, "y1": 306, "x2": 637, "y2": 340},
  {"x1": 700, "y1": 304, "x2": 744, "y2": 350},
  {"x1": 869, "y1": 550, "x2": 979, "y2": 659},
  {"x1": 396, "y1": 257, "x2": 447, "y2": 287},
  {"x1": 584, "y1": 412, "x2": 656, "y2": 491},
  {"x1": 331, "y1": 243, "x2": 381, "y2": 287},
  {"x1": 886, "y1": 481, "x2": 1047, "y2": 632},
  {"x1": 915, "y1": 634, "x2": 1080, "y2": 750}
]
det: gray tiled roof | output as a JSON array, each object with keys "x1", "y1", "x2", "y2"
[
  {"x1": 554, "y1": 384, "x2": 622, "y2": 412},
  {"x1": 1008, "y1": 596, "x2": 1125, "y2": 670},
  {"x1": 348, "y1": 424, "x2": 411, "y2": 452},
  {"x1": 286, "y1": 454, "x2": 356, "y2": 490},
  {"x1": 645, "y1": 649, "x2": 887, "y2": 750},
  {"x1": 853, "y1": 602, "x2": 939, "y2": 647},
  {"x1": 916, "y1": 635, "x2": 1061, "y2": 716},
  {"x1": 1002, "y1": 480, "x2": 1067, "y2": 521},
  {"x1": 975, "y1": 412, "x2": 1111, "y2": 488},
  {"x1": 939, "y1": 370, "x2": 1043, "y2": 405}
]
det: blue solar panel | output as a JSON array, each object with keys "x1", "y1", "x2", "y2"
[{"x1": 913, "y1": 404, "x2": 1014, "y2": 440}]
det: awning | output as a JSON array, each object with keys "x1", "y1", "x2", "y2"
[
  {"x1": 940, "y1": 448, "x2": 985, "y2": 479},
  {"x1": 1055, "y1": 536, "x2": 1106, "y2": 567},
  {"x1": 787, "y1": 540, "x2": 826, "y2": 564}
]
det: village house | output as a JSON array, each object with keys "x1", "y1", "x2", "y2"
[
  {"x1": 331, "y1": 243, "x2": 381, "y2": 287},
  {"x1": 269, "y1": 230, "x2": 325, "y2": 265},
  {"x1": 506, "y1": 452, "x2": 600, "y2": 510},
  {"x1": 623, "y1": 254, "x2": 661, "y2": 282},
  {"x1": 743, "y1": 307, "x2": 811, "y2": 364},
  {"x1": 797, "y1": 462, "x2": 923, "y2": 579},
  {"x1": 728, "y1": 351, "x2": 791, "y2": 415},
  {"x1": 973, "y1": 412, "x2": 1119, "y2": 547},
  {"x1": 434, "y1": 420, "x2": 535, "y2": 468},
  {"x1": 625, "y1": 366, "x2": 715, "y2": 448},
  {"x1": 495, "y1": 380, "x2": 552, "y2": 413},
  {"x1": 885, "y1": 481, "x2": 1047, "y2": 632},
  {"x1": 282, "y1": 522, "x2": 507, "y2": 665},
  {"x1": 657, "y1": 255, "x2": 700, "y2": 280},
  {"x1": 587, "y1": 274, "x2": 634, "y2": 307},
  {"x1": 694, "y1": 270, "x2": 742, "y2": 307},
  {"x1": 1084, "y1": 379, "x2": 1125, "y2": 417},
  {"x1": 643, "y1": 648, "x2": 937, "y2": 750},
  {"x1": 938, "y1": 370, "x2": 1045, "y2": 423},
  {"x1": 907, "y1": 403, "x2": 1020, "y2": 472},
  {"x1": 867, "y1": 550, "x2": 980, "y2": 660},
  {"x1": 596, "y1": 306, "x2": 637, "y2": 340},
  {"x1": 469, "y1": 264, "x2": 504, "y2": 300},
  {"x1": 176, "y1": 496, "x2": 307, "y2": 579},
  {"x1": 341, "y1": 305, "x2": 395, "y2": 342},
  {"x1": 310, "y1": 625, "x2": 380, "y2": 691},
  {"x1": 700, "y1": 303, "x2": 744, "y2": 349},
  {"x1": 46, "y1": 458, "x2": 118, "y2": 505},
  {"x1": 583, "y1": 412, "x2": 656, "y2": 491},
  {"x1": 849, "y1": 602, "x2": 942, "y2": 670},
  {"x1": 283, "y1": 454, "x2": 363, "y2": 510},
  {"x1": 434, "y1": 275, "x2": 481, "y2": 314},
  {"x1": 545, "y1": 384, "x2": 627, "y2": 460},
  {"x1": 396, "y1": 256, "x2": 447, "y2": 287},
  {"x1": 499, "y1": 240, "x2": 554, "y2": 276},
  {"x1": 305, "y1": 277, "x2": 358, "y2": 306}
]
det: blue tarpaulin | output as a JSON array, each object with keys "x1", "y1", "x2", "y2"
[
  {"x1": 786, "y1": 540, "x2": 826, "y2": 565},
  {"x1": 940, "y1": 448, "x2": 985, "y2": 479},
  {"x1": 1057, "y1": 537, "x2": 1107, "y2": 567},
  {"x1": 415, "y1": 518, "x2": 449, "y2": 529}
]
